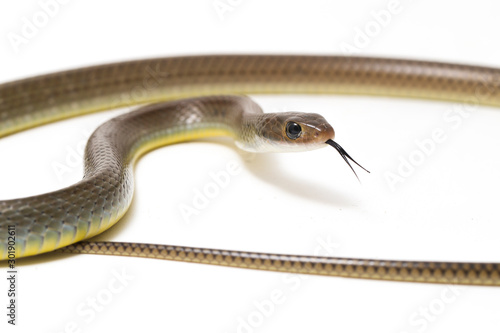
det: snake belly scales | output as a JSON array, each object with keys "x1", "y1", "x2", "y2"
[{"x1": 1, "y1": 55, "x2": 499, "y2": 286}]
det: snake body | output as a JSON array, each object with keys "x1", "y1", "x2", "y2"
[{"x1": 1, "y1": 55, "x2": 500, "y2": 285}]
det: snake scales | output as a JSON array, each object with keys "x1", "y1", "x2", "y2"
[{"x1": 1, "y1": 55, "x2": 499, "y2": 285}]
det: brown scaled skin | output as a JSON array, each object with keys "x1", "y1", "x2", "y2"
[
  {"x1": 283, "y1": 113, "x2": 335, "y2": 145},
  {"x1": 1, "y1": 55, "x2": 500, "y2": 286}
]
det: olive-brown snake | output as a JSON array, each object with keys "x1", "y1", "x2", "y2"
[{"x1": 1, "y1": 55, "x2": 499, "y2": 285}]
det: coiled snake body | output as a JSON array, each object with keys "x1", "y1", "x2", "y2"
[{"x1": 1, "y1": 55, "x2": 499, "y2": 286}]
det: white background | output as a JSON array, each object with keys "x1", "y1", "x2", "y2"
[{"x1": 1, "y1": 0, "x2": 500, "y2": 332}]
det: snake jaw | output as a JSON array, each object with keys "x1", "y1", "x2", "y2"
[{"x1": 325, "y1": 139, "x2": 370, "y2": 181}]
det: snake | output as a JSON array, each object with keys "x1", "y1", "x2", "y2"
[{"x1": 1, "y1": 55, "x2": 500, "y2": 286}]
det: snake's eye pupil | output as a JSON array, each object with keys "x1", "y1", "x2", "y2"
[{"x1": 286, "y1": 121, "x2": 302, "y2": 140}]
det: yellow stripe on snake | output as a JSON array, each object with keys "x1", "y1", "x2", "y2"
[{"x1": 1, "y1": 55, "x2": 499, "y2": 285}]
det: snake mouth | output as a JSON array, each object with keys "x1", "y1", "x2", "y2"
[{"x1": 326, "y1": 139, "x2": 370, "y2": 181}]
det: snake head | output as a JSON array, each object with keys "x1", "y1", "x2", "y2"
[
  {"x1": 236, "y1": 111, "x2": 369, "y2": 180},
  {"x1": 239, "y1": 112, "x2": 335, "y2": 153},
  {"x1": 281, "y1": 113, "x2": 336, "y2": 151}
]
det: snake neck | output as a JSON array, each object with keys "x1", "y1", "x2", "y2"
[{"x1": 83, "y1": 95, "x2": 264, "y2": 176}]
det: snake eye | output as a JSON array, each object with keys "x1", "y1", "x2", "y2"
[{"x1": 286, "y1": 121, "x2": 302, "y2": 140}]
